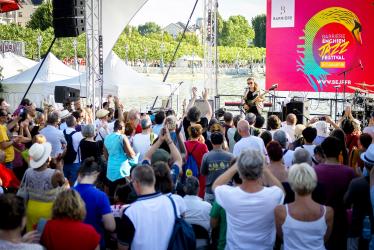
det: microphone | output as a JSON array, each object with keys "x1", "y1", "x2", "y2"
[
  {"x1": 359, "y1": 60, "x2": 364, "y2": 70},
  {"x1": 269, "y1": 84, "x2": 278, "y2": 91}
]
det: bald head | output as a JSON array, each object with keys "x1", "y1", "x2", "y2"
[
  {"x1": 237, "y1": 120, "x2": 250, "y2": 137},
  {"x1": 287, "y1": 113, "x2": 297, "y2": 125}
]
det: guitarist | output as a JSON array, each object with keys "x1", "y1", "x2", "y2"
[{"x1": 243, "y1": 77, "x2": 264, "y2": 115}]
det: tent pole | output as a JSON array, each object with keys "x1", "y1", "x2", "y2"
[{"x1": 20, "y1": 37, "x2": 56, "y2": 106}]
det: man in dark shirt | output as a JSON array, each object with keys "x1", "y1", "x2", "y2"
[
  {"x1": 201, "y1": 132, "x2": 234, "y2": 204},
  {"x1": 313, "y1": 136, "x2": 355, "y2": 250},
  {"x1": 344, "y1": 144, "x2": 374, "y2": 249}
]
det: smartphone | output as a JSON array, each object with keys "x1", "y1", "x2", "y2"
[
  {"x1": 36, "y1": 218, "x2": 47, "y2": 234},
  {"x1": 319, "y1": 116, "x2": 326, "y2": 121}
]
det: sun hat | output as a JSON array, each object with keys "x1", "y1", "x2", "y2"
[
  {"x1": 28, "y1": 142, "x2": 52, "y2": 169},
  {"x1": 59, "y1": 109, "x2": 71, "y2": 119},
  {"x1": 360, "y1": 144, "x2": 374, "y2": 165},
  {"x1": 313, "y1": 121, "x2": 330, "y2": 137},
  {"x1": 96, "y1": 108, "x2": 110, "y2": 119}
]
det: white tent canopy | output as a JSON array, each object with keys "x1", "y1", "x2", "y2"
[
  {"x1": 0, "y1": 52, "x2": 37, "y2": 79},
  {"x1": 51, "y1": 51, "x2": 171, "y2": 99},
  {"x1": 1, "y1": 53, "x2": 80, "y2": 109}
]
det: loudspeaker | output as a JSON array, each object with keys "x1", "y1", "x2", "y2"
[
  {"x1": 54, "y1": 86, "x2": 80, "y2": 103},
  {"x1": 286, "y1": 101, "x2": 310, "y2": 124},
  {"x1": 53, "y1": 0, "x2": 85, "y2": 38},
  {"x1": 267, "y1": 111, "x2": 283, "y2": 121}
]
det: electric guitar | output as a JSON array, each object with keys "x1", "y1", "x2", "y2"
[{"x1": 243, "y1": 90, "x2": 269, "y2": 112}]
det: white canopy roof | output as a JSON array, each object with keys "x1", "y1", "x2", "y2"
[
  {"x1": 0, "y1": 52, "x2": 37, "y2": 79},
  {"x1": 1, "y1": 53, "x2": 80, "y2": 109},
  {"x1": 2, "y1": 52, "x2": 79, "y2": 84},
  {"x1": 51, "y1": 51, "x2": 171, "y2": 98}
]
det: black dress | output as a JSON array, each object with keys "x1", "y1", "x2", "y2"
[{"x1": 245, "y1": 90, "x2": 260, "y2": 115}]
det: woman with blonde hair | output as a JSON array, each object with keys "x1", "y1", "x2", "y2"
[
  {"x1": 184, "y1": 124, "x2": 208, "y2": 198},
  {"x1": 41, "y1": 189, "x2": 100, "y2": 250},
  {"x1": 274, "y1": 163, "x2": 334, "y2": 250}
]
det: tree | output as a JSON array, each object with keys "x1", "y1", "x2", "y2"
[
  {"x1": 216, "y1": 12, "x2": 224, "y2": 45},
  {"x1": 252, "y1": 14, "x2": 266, "y2": 48},
  {"x1": 220, "y1": 15, "x2": 255, "y2": 48},
  {"x1": 138, "y1": 22, "x2": 161, "y2": 36},
  {"x1": 27, "y1": 2, "x2": 53, "y2": 31}
]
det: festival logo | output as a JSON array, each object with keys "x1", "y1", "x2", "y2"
[{"x1": 296, "y1": 7, "x2": 362, "y2": 92}]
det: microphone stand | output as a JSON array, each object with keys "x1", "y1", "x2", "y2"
[
  {"x1": 165, "y1": 81, "x2": 184, "y2": 110},
  {"x1": 337, "y1": 62, "x2": 363, "y2": 111}
]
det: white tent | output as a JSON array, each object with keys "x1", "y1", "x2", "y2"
[
  {"x1": 1, "y1": 53, "x2": 80, "y2": 109},
  {"x1": 104, "y1": 51, "x2": 171, "y2": 97},
  {"x1": 51, "y1": 51, "x2": 171, "y2": 99},
  {"x1": 0, "y1": 52, "x2": 37, "y2": 79}
]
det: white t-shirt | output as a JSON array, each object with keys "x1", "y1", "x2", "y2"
[
  {"x1": 281, "y1": 124, "x2": 296, "y2": 142},
  {"x1": 282, "y1": 149, "x2": 294, "y2": 169},
  {"x1": 296, "y1": 144, "x2": 316, "y2": 159},
  {"x1": 132, "y1": 133, "x2": 158, "y2": 162},
  {"x1": 183, "y1": 195, "x2": 212, "y2": 231},
  {"x1": 215, "y1": 185, "x2": 284, "y2": 250},
  {"x1": 233, "y1": 136, "x2": 267, "y2": 158},
  {"x1": 124, "y1": 193, "x2": 185, "y2": 250}
]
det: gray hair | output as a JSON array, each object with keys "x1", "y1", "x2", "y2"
[
  {"x1": 184, "y1": 176, "x2": 199, "y2": 195},
  {"x1": 293, "y1": 148, "x2": 312, "y2": 165},
  {"x1": 65, "y1": 115, "x2": 76, "y2": 127},
  {"x1": 273, "y1": 130, "x2": 287, "y2": 148},
  {"x1": 237, "y1": 149, "x2": 264, "y2": 181},
  {"x1": 288, "y1": 163, "x2": 317, "y2": 195},
  {"x1": 82, "y1": 124, "x2": 95, "y2": 138},
  {"x1": 245, "y1": 113, "x2": 256, "y2": 125},
  {"x1": 47, "y1": 112, "x2": 59, "y2": 124}
]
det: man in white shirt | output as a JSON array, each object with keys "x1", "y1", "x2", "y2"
[
  {"x1": 281, "y1": 113, "x2": 297, "y2": 142},
  {"x1": 133, "y1": 117, "x2": 157, "y2": 162},
  {"x1": 117, "y1": 165, "x2": 182, "y2": 250},
  {"x1": 183, "y1": 176, "x2": 212, "y2": 231},
  {"x1": 295, "y1": 126, "x2": 317, "y2": 162},
  {"x1": 94, "y1": 109, "x2": 110, "y2": 141},
  {"x1": 273, "y1": 130, "x2": 294, "y2": 169},
  {"x1": 62, "y1": 115, "x2": 83, "y2": 184},
  {"x1": 233, "y1": 120, "x2": 267, "y2": 157},
  {"x1": 212, "y1": 149, "x2": 284, "y2": 250}
]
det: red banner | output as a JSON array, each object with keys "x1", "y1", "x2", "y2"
[{"x1": 266, "y1": 0, "x2": 374, "y2": 93}]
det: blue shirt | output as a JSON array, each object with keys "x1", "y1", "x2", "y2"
[
  {"x1": 104, "y1": 132, "x2": 128, "y2": 182},
  {"x1": 40, "y1": 125, "x2": 67, "y2": 157},
  {"x1": 74, "y1": 183, "x2": 111, "y2": 248}
]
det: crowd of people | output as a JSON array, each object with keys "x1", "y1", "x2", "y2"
[{"x1": 0, "y1": 87, "x2": 374, "y2": 250}]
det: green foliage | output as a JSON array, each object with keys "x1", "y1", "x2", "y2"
[
  {"x1": 26, "y1": 2, "x2": 53, "y2": 31},
  {"x1": 220, "y1": 15, "x2": 255, "y2": 48},
  {"x1": 252, "y1": 14, "x2": 266, "y2": 48},
  {"x1": 137, "y1": 22, "x2": 161, "y2": 36},
  {"x1": 176, "y1": 32, "x2": 200, "y2": 46}
]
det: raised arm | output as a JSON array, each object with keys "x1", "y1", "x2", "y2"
[{"x1": 202, "y1": 88, "x2": 212, "y2": 121}]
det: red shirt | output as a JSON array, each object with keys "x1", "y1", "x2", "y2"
[
  {"x1": 41, "y1": 219, "x2": 100, "y2": 250},
  {"x1": 135, "y1": 123, "x2": 142, "y2": 134},
  {"x1": 0, "y1": 163, "x2": 20, "y2": 188},
  {"x1": 185, "y1": 140, "x2": 209, "y2": 198}
]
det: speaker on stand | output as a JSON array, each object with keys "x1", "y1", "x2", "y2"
[
  {"x1": 286, "y1": 101, "x2": 310, "y2": 124},
  {"x1": 53, "y1": 0, "x2": 85, "y2": 38}
]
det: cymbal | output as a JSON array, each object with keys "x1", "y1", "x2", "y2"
[
  {"x1": 348, "y1": 86, "x2": 369, "y2": 93},
  {"x1": 356, "y1": 82, "x2": 373, "y2": 87}
]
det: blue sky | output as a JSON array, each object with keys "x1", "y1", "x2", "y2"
[{"x1": 130, "y1": 0, "x2": 266, "y2": 27}]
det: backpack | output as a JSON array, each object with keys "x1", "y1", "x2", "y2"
[
  {"x1": 167, "y1": 195, "x2": 196, "y2": 250},
  {"x1": 182, "y1": 143, "x2": 200, "y2": 179},
  {"x1": 63, "y1": 130, "x2": 77, "y2": 164}
]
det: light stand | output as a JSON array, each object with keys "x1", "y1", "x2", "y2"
[{"x1": 333, "y1": 85, "x2": 340, "y2": 123}]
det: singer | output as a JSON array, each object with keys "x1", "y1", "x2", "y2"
[{"x1": 243, "y1": 77, "x2": 264, "y2": 115}]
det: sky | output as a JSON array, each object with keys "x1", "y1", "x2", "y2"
[{"x1": 130, "y1": 0, "x2": 267, "y2": 27}]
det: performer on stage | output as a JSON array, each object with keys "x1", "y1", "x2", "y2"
[{"x1": 243, "y1": 77, "x2": 264, "y2": 115}]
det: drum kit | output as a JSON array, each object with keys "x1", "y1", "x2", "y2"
[{"x1": 348, "y1": 82, "x2": 374, "y2": 126}]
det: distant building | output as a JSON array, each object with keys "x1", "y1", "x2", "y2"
[
  {"x1": 163, "y1": 19, "x2": 203, "y2": 42},
  {"x1": 0, "y1": 1, "x2": 41, "y2": 27}
]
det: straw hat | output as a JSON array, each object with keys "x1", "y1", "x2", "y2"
[
  {"x1": 96, "y1": 109, "x2": 110, "y2": 119},
  {"x1": 28, "y1": 142, "x2": 52, "y2": 169},
  {"x1": 361, "y1": 144, "x2": 374, "y2": 165}
]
